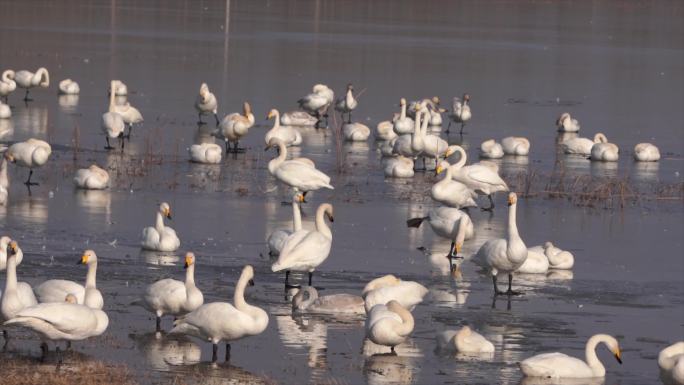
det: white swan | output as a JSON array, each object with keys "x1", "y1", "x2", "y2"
[
  {"x1": 267, "y1": 192, "x2": 304, "y2": 257},
  {"x1": 14, "y1": 67, "x2": 49, "y2": 101},
  {"x1": 408, "y1": 97, "x2": 440, "y2": 119},
  {"x1": 33, "y1": 250, "x2": 103, "y2": 309},
  {"x1": 501, "y1": 136, "x2": 531, "y2": 156},
  {"x1": 281, "y1": 110, "x2": 318, "y2": 126},
  {"x1": 0, "y1": 236, "x2": 23, "y2": 271},
  {"x1": 266, "y1": 138, "x2": 333, "y2": 195},
  {"x1": 265, "y1": 109, "x2": 302, "y2": 146},
  {"x1": 343, "y1": 122, "x2": 370, "y2": 141},
  {"x1": 480, "y1": 139, "x2": 504, "y2": 159},
  {"x1": 448, "y1": 94, "x2": 471, "y2": 134},
  {"x1": 590, "y1": 139, "x2": 619, "y2": 162},
  {"x1": 382, "y1": 156, "x2": 415, "y2": 178},
  {"x1": 562, "y1": 133, "x2": 607, "y2": 156},
  {"x1": 441, "y1": 146, "x2": 509, "y2": 211},
  {"x1": 516, "y1": 246, "x2": 549, "y2": 274},
  {"x1": 432, "y1": 163, "x2": 478, "y2": 209},
  {"x1": 141, "y1": 202, "x2": 180, "y2": 251},
  {"x1": 659, "y1": 342, "x2": 684, "y2": 385},
  {"x1": 170, "y1": 265, "x2": 269, "y2": 363},
  {"x1": 58, "y1": 79, "x2": 80, "y2": 95},
  {"x1": 362, "y1": 275, "x2": 428, "y2": 313},
  {"x1": 110, "y1": 80, "x2": 128, "y2": 96},
  {"x1": 292, "y1": 286, "x2": 364, "y2": 316},
  {"x1": 407, "y1": 207, "x2": 474, "y2": 263},
  {"x1": 0, "y1": 101, "x2": 10, "y2": 119},
  {"x1": 73, "y1": 164, "x2": 110, "y2": 190},
  {"x1": 101, "y1": 87, "x2": 126, "y2": 150},
  {"x1": 473, "y1": 192, "x2": 528, "y2": 295},
  {"x1": 0, "y1": 70, "x2": 16, "y2": 102},
  {"x1": 365, "y1": 300, "x2": 414, "y2": 353},
  {"x1": 541, "y1": 242, "x2": 574, "y2": 269},
  {"x1": 298, "y1": 84, "x2": 334, "y2": 127},
  {"x1": 219, "y1": 102, "x2": 255, "y2": 153},
  {"x1": 393, "y1": 98, "x2": 414, "y2": 135},
  {"x1": 272, "y1": 203, "x2": 334, "y2": 287},
  {"x1": 520, "y1": 334, "x2": 622, "y2": 378},
  {"x1": 634, "y1": 143, "x2": 660, "y2": 162},
  {"x1": 376, "y1": 120, "x2": 398, "y2": 141},
  {"x1": 134, "y1": 252, "x2": 204, "y2": 331},
  {"x1": 0, "y1": 157, "x2": 8, "y2": 206},
  {"x1": 392, "y1": 110, "x2": 425, "y2": 158},
  {"x1": 6, "y1": 138, "x2": 52, "y2": 186},
  {"x1": 189, "y1": 142, "x2": 222, "y2": 164},
  {"x1": 1, "y1": 240, "x2": 38, "y2": 323},
  {"x1": 335, "y1": 83, "x2": 358, "y2": 123},
  {"x1": 417, "y1": 105, "x2": 451, "y2": 162},
  {"x1": 108, "y1": 80, "x2": 143, "y2": 136},
  {"x1": 195, "y1": 83, "x2": 219, "y2": 125},
  {"x1": 556, "y1": 112, "x2": 580, "y2": 132},
  {"x1": 436, "y1": 326, "x2": 495, "y2": 354}
]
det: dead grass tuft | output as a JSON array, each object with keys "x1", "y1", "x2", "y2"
[{"x1": 0, "y1": 357, "x2": 137, "y2": 385}]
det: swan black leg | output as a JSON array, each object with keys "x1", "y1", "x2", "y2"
[
  {"x1": 460, "y1": 122, "x2": 466, "y2": 135},
  {"x1": 25, "y1": 169, "x2": 38, "y2": 186},
  {"x1": 285, "y1": 270, "x2": 300, "y2": 289},
  {"x1": 105, "y1": 136, "x2": 114, "y2": 150},
  {"x1": 23, "y1": 89, "x2": 32, "y2": 102},
  {"x1": 40, "y1": 342, "x2": 49, "y2": 362},
  {"x1": 120, "y1": 133, "x2": 125, "y2": 151},
  {"x1": 481, "y1": 195, "x2": 495, "y2": 212},
  {"x1": 156, "y1": 316, "x2": 161, "y2": 332},
  {"x1": 506, "y1": 273, "x2": 523, "y2": 296},
  {"x1": 212, "y1": 343, "x2": 218, "y2": 363},
  {"x1": 126, "y1": 123, "x2": 133, "y2": 138},
  {"x1": 308, "y1": 272, "x2": 313, "y2": 286},
  {"x1": 197, "y1": 112, "x2": 204, "y2": 125},
  {"x1": 234, "y1": 141, "x2": 245, "y2": 154},
  {"x1": 225, "y1": 343, "x2": 231, "y2": 362},
  {"x1": 214, "y1": 113, "x2": 220, "y2": 126},
  {"x1": 446, "y1": 120, "x2": 452, "y2": 134},
  {"x1": 224, "y1": 140, "x2": 230, "y2": 155},
  {"x1": 347, "y1": 111, "x2": 352, "y2": 124}
]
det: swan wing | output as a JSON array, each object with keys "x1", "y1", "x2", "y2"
[
  {"x1": 10, "y1": 303, "x2": 97, "y2": 335},
  {"x1": 520, "y1": 352, "x2": 592, "y2": 378},
  {"x1": 18, "y1": 282, "x2": 38, "y2": 307},
  {"x1": 464, "y1": 165, "x2": 507, "y2": 188},
  {"x1": 274, "y1": 231, "x2": 331, "y2": 271},
  {"x1": 34, "y1": 280, "x2": 85, "y2": 304}
]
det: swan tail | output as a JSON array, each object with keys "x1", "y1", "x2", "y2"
[{"x1": 406, "y1": 217, "x2": 427, "y2": 228}]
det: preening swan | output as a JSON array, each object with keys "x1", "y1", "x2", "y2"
[
  {"x1": 73, "y1": 164, "x2": 110, "y2": 190},
  {"x1": 335, "y1": 83, "x2": 358, "y2": 123},
  {"x1": 519, "y1": 334, "x2": 622, "y2": 378},
  {"x1": 634, "y1": 143, "x2": 660, "y2": 162},
  {"x1": 408, "y1": 97, "x2": 440, "y2": 119},
  {"x1": 292, "y1": 286, "x2": 365, "y2": 316},
  {"x1": 590, "y1": 139, "x2": 619, "y2": 162},
  {"x1": 473, "y1": 192, "x2": 528, "y2": 295},
  {"x1": 393, "y1": 98, "x2": 414, "y2": 135},
  {"x1": 0, "y1": 158, "x2": 7, "y2": 205},
  {"x1": 170, "y1": 265, "x2": 269, "y2": 363},
  {"x1": 0, "y1": 101, "x2": 11, "y2": 119},
  {"x1": 501, "y1": 136, "x2": 530, "y2": 156},
  {"x1": 659, "y1": 342, "x2": 684, "y2": 385},
  {"x1": 108, "y1": 80, "x2": 143, "y2": 136},
  {"x1": 1, "y1": 240, "x2": 38, "y2": 323},
  {"x1": 141, "y1": 202, "x2": 181, "y2": 252},
  {"x1": 14, "y1": 67, "x2": 49, "y2": 101},
  {"x1": 33, "y1": 250, "x2": 104, "y2": 309},
  {"x1": 189, "y1": 142, "x2": 222, "y2": 164},
  {"x1": 134, "y1": 252, "x2": 204, "y2": 331},
  {"x1": 382, "y1": 156, "x2": 414, "y2": 178},
  {"x1": 110, "y1": 80, "x2": 128, "y2": 96},
  {"x1": 219, "y1": 102, "x2": 255, "y2": 153},
  {"x1": 343, "y1": 122, "x2": 370, "y2": 141},
  {"x1": 6, "y1": 138, "x2": 52, "y2": 186},
  {"x1": 432, "y1": 163, "x2": 478, "y2": 209},
  {"x1": 365, "y1": 300, "x2": 414, "y2": 353},
  {"x1": 0, "y1": 70, "x2": 16, "y2": 102},
  {"x1": 0, "y1": 236, "x2": 23, "y2": 271},
  {"x1": 58, "y1": 79, "x2": 80, "y2": 95},
  {"x1": 376, "y1": 120, "x2": 398, "y2": 141},
  {"x1": 541, "y1": 242, "x2": 574, "y2": 269},
  {"x1": 480, "y1": 139, "x2": 504, "y2": 159},
  {"x1": 266, "y1": 138, "x2": 333, "y2": 195},
  {"x1": 281, "y1": 110, "x2": 318, "y2": 126},
  {"x1": 448, "y1": 94, "x2": 471, "y2": 134},
  {"x1": 195, "y1": 83, "x2": 219, "y2": 125},
  {"x1": 407, "y1": 206, "x2": 474, "y2": 265},
  {"x1": 362, "y1": 275, "x2": 428, "y2": 313},
  {"x1": 265, "y1": 109, "x2": 302, "y2": 147},
  {"x1": 271, "y1": 203, "x2": 334, "y2": 288},
  {"x1": 298, "y1": 84, "x2": 334, "y2": 128},
  {"x1": 436, "y1": 326, "x2": 495, "y2": 354},
  {"x1": 267, "y1": 192, "x2": 304, "y2": 257},
  {"x1": 556, "y1": 112, "x2": 580, "y2": 132},
  {"x1": 561, "y1": 133, "x2": 607, "y2": 156},
  {"x1": 516, "y1": 246, "x2": 549, "y2": 274}
]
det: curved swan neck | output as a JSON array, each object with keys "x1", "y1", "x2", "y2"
[
  {"x1": 453, "y1": 147, "x2": 467, "y2": 169},
  {"x1": 400, "y1": 101, "x2": 407, "y2": 120},
  {"x1": 85, "y1": 261, "x2": 97, "y2": 289},
  {"x1": 388, "y1": 302, "x2": 414, "y2": 336},
  {"x1": 155, "y1": 212, "x2": 165, "y2": 232},
  {"x1": 269, "y1": 111, "x2": 281, "y2": 132},
  {"x1": 585, "y1": 334, "x2": 613, "y2": 376},
  {"x1": 315, "y1": 204, "x2": 333, "y2": 239},
  {"x1": 292, "y1": 199, "x2": 302, "y2": 231},
  {"x1": 295, "y1": 286, "x2": 318, "y2": 310},
  {"x1": 595, "y1": 133, "x2": 607, "y2": 143}
]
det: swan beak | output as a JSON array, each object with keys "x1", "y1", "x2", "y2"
[
  {"x1": 507, "y1": 197, "x2": 513, "y2": 206},
  {"x1": 264, "y1": 145, "x2": 271, "y2": 151},
  {"x1": 184, "y1": 255, "x2": 192, "y2": 269},
  {"x1": 79, "y1": 254, "x2": 88, "y2": 265},
  {"x1": 614, "y1": 349, "x2": 622, "y2": 364},
  {"x1": 297, "y1": 194, "x2": 305, "y2": 203},
  {"x1": 166, "y1": 212, "x2": 172, "y2": 220},
  {"x1": 435, "y1": 165, "x2": 444, "y2": 176},
  {"x1": 248, "y1": 279, "x2": 255, "y2": 286},
  {"x1": 9, "y1": 241, "x2": 17, "y2": 254},
  {"x1": 326, "y1": 213, "x2": 334, "y2": 222},
  {"x1": 4, "y1": 153, "x2": 14, "y2": 162}
]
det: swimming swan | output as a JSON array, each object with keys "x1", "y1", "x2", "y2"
[
  {"x1": 501, "y1": 136, "x2": 531, "y2": 156},
  {"x1": 473, "y1": 192, "x2": 528, "y2": 295},
  {"x1": 58, "y1": 79, "x2": 80, "y2": 95},
  {"x1": 33, "y1": 250, "x2": 103, "y2": 309},
  {"x1": 195, "y1": 83, "x2": 219, "y2": 125},
  {"x1": 634, "y1": 143, "x2": 660, "y2": 162},
  {"x1": 362, "y1": 275, "x2": 428, "y2": 313},
  {"x1": 189, "y1": 142, "x2": 222, "y2": 164},
  {"x1": 335, "y1": 83, "x2": 358, "y2": 123},
  {"x1": 435, "y1": 326, "x2": 495, "y2": 354},
  {"x1": 1, "y1": 240, "x2": 38, "y2": 323},
  {"x1": 267, "y1": 192, "x2": 305, "y2": 257},
  {"x1": 520, "y1": 334, "x2": 622, "y2": 378},
  {"x1": 448, "y1": 94, "x2": 471, "y2": 134},
  {"x1": 141, "y1": 202, "x2": 180, "y2": 252},
  {"x1": 292, "y1": 286, "x2": 364, "y2": 316},
  {"x1": 265, "y1": 109, "x2": 302, "y2": 147},
  {"x1": 480, "y1": 139, "x2": 504, "y2": 159},
  {"x1": 271, "y1": 203, "x2": 334, "y2": 288},
  {"x1": 14, "y1": 67, "x2": 49, "y2": 101},
  {"x1": 219, "y1": 102, "x2": 255, "y2": 153},
  {"x1": 658, "y1": 342, "x2": 684, "y2": 385},
  {"x1": 134, "y1": 252, "x2": 204, "y2": 331},
  {"x1": 170, "y1": 265, "x2": 269, "y2": 363},
  {"x1": 556, "y1": 112, "x2": 580, "y2": 133},
  {"x1": 73, "y1": 164, "x2": 110, "y2": 190},
  {"x1": 561, "y1": 133, "x2": 607, "y2": 156},
  {"x1": 266, "y1": 138, "x2": 333, "y2": 194},
  {"x1": 6, "y1": 138, "x2": 52, "y2": 186},
  {"x1": 432, "y1": 164, "x2": 478, "y2": 209},
  {"x1": 0, "y1": 70, "x2": 16, "y2": 102},
  {"x1": 365, "y1": 300, "x2": 414, "y2": 353}
]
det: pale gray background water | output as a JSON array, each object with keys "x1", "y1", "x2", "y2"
[{"x1": 0, "y1": 1, "x2": 683, "y2": 384}]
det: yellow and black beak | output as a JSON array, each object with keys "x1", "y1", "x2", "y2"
[
  {"x1": 264, "y1": 144, "x2": 272, "y2": 151},
  {"x1": 614, "y1": 349, "x2": 622, "y2": 364},
  {"x1": 326, "y1": 212, "x2": 334, "y2": 222},
  {"x1": 9, "y1": 242, "x2": 18, "y2": 254},
  {"x1": 435, "y1": 165, "x2": 444, "y2": 176},
  {"x1": 507, "y1": 198, "x2": 513, "y2": 206},
  {"x1": 297, "y1": 194, "x2": 305, "y2": 203},
  {"x1": 184, "y1": 256, "x2": 192, "y2": 269},
  {"x1": 166, "y1": 210, "x2": 172, "y2": 220},
  {"x1": 78, "y1": 254, "x2": 88, "y2": 265}
]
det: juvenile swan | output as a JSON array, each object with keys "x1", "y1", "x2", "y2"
[
  {"x1": 365, "y1": 300, "x2": 414, "y2": 353},
  {"x1": 141, "y1": 202, "x2": 180, "y2": 251},
  {"x1": 292, "y1": 286, "x2": 364, "y2": 316},
  {"x1": 33, "y1": 250, "x2": 104, "y2": 309},
  {"x1": 73, "y1": 164, "x2": 110, "y2": 190},
  {"x1": 562, "y1": 133, "x2": 607, "y2": 156}
]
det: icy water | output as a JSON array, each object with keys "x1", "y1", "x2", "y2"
[{"x1": 1, "y1": 1, "x2": 683, "y2": 384}]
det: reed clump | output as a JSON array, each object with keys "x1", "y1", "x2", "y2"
[{"x1": 0, "y1": 357, "x2": 137, "y2": 385}]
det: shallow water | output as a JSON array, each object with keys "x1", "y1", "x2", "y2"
[{"x1": 0, "y1": 1, "x2": 683, "y2": 384}]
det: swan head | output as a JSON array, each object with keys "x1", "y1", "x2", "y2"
[
  {"x1": 65, "y1": 294, "x2": 78, "y2": 304},
  {"x1": 243, "y1": 102, "x2": 252, "y2": 116},
  {"x1": 556, "y1": 112, "x2": 570, "y2": 126},
  {"x1": 543, "y1": 241, "x2": 554, "y2": 250},
  {"x1": 323, "y1": 204, "x2": 334, "y2": 222},
  {"x1": 507, "y1": 192, "x2": 518, "y2": 206},
  {"x1": 399, "y1": 97, "x2": 407, "y2": 106},
  {"x1": 265, "y1": 137, "x2": 285, "y2": 151},
  {"x1": 462, "y1": 94, "x2": 470, "y2": 102},
  {"x1": 159, "y1": 202, "x2": 172, "y2": 219},
  {"x1": 292, "y1": 192, "x2": 305, "y2": 204},
  {"x1": 312, "y1": 84, "x2": 329, "y2": 93},
  {"x1": 444, "y1": 145, "x2": 459, "y2": 159},
  {"x1": 346, "y1": 83, "x2": 354, "y2": 91},
  {"x1": 79, "y1": 249, "x2": 97, "y2": 265},
  {"x1": 601, "y1": 336, "x2": 622, "y2": 364},
  {"x1": 6, "y1": 240, "x2": 18, "y2": 256},
  {"x1": 266, "y1": 109, "x2": 278, "y2": 121},
  {"x1": 431, "y1": 96, "x2": 441, "y2": 106},
  {"x1": 199, "y1": 83, "x2": 209, "y2": 94},
  {"x1": 184, "y1": 252, "x2": 196, "y2": 269},
  {"x1": 241, "y1": 265, "x2": 255, "y2": 286},
  {"x1": 435, "y1": 164, "x2": 446, "y2": 175}
]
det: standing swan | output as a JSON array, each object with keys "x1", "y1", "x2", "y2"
[
  {"x1": 556, "y1": 112, "x2": 580, "y2": 132},
  {"x1": 634, "y1": 143, "x2": 660, "y2": 162},
  {"x1": 448, "y1": 94, "x2": 471, "y2": 134},
  {"x1": 219, "y1": 102, "x2": 255, "y2": 153},
  {"x1": 14, "y1": 68, "x2": 49, "y2": 101},
  {"x1": 335, "y1": 83, "x2": 358, "y2": 123},
  {"x1": 265, "y1": 109, "x2": 302, "y2": 147},
  {"x1": 266, "y1": 138, "x2": 333, "y2": 196},
  {"x1": 298, "y1": 84, "x2": 334, "y2": 128},
  {"x1": 501, "y1": 136, "x2": 531, "y2": 156},
  {"x1": 292, "y1": 286, "x2": 365, "y2": 316},
  {"x1": 272, "y1": 203, "x2": 334, "y2": 288},
  {"x1": 134, "y1": 252, "x2": 204, "y2": 331},
  {"x1": 33, "y1": 250, "x2": 103, "y2": 309},
  {"x1": 562, "y1": 133, "x2": 607, "y2": 156},
  {"x1": 407, "y1": 207, "x2": 474, "y2": 265},
  {"x1": 659, "y1": 342, "x2": 684, "y2": 385},
  {"x1": 102, "y1": 87, "x2": 126, "y2": 150},
  {"x1": 267, "y1": 192, "x2": 304, "y2": 257},
  {"x1": 0, "y1": 70, "x2": 16, "y2": 102},
  {"x1": 108, "y1": 80, "x2": 143, "y2": 137},
  {"x1": 431, "y1": 163, "x2": 478, "y2": 209},
  {"x1": 365, "y1": 300, "x2": 414, "y2": 353},
  {"x1": 141, "y1": 202, "x2": 180, "y2": 252},
  {"x1": 73, "y1": 164, "x2": 110, "y2": 190},
  {"x1": 1, "y1": 240, "x2": 38, "y2": 324},
  {"x1": 6, "y1": 138, "x2": 52, "y2": 186},
  {"x1": 473, "y1": 192, "x2": 528, "y2": 295},
  {"x1": 58, "y1": 79, "x2": 80, "y2": 95},
  {"x1": 520, "y1": 334, "x2": 622, "y2": 378},
  {"x1": 170, "y1": 265, "x2": 269, "y2": 363},
  {"x1": 195, "y1": 83, "x2": 219, "y2": 125}
]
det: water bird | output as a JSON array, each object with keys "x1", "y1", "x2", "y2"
[
  {"x1": 365, "y1": 300, "x2": 414, "y2": 353},
  {"x1": 5, "y1": 138, "x2": 52, "y2": 186},
  {"x1": 141, "y1": 202, "x2": 180, "y2": 252},
  {"x1": 14, "y1": 67, "x2": 49, "y2": 101},
  {"x1": 33, "y1": 250, "x2": 103, "y2": 309}
]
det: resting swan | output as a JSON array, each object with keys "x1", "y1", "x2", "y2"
[
  {"x1": 556, "y1": 112, "x2": 580, "y2": 132},
  {"x1": 195, "y1": 83, "x2": 219, "y2": 125},
  {"x1": 436, "y1": 326, "x2": 495, "y2": 354},
  {"x1": 14, "y1": 67, "x2": 49, "y2": 101},
  {"x1": 141, "y1": 202, "x2": 180, "y2": 252},
  {"x1": 562, "y1": 133, "x2": 607, "y2": 156},
  {"x1": 0, "y1": 101, "x2": 11, "y2": 119},
  {"x1": 520, "y1": 334, "x2": 622, "y2": 378},
  {"x1": 473, "y1": 193, "x2": 528, "y2": 295},
  {"x1": 58, "y1": 79, "x2": 80, "y2": 95},
  {"x1": 292, "y1": 286, "x2": 364, "y2": 315},
  {"x1": 271, "y1": 203, "x2": 334, "y2": 288},
  {"x1": 73, "y1": 164, "x2": 110, "y2": 190},
  {"x1": 432, "y1": 163, "x2": 478, "y2": 209},
  {"x1": 1, "y1": 240, "x2": 38, "y2": 323},
  {"x1": 134, "y1": 252, "x2": 204, "y2": 331},
  {"x1": 110, "y1": 80, "x2": 128, "y2": 96},
  {"x1": 590, "y1": 139, "x2": 619, "y2": 162},
  {"x1": 281, "y1": 110, "x2": 318, "y2": 126},
  {"x1": 265, "y1": 109, "x2": 302, "y2": 146},
  {"x1": 362, "y1": 275, "x2": 428, "y2": 313},
  {"x1": 480, "y1": 139, "x2": 504, "y2": 159},
  {"x1": 407, "y1": 207, "x2": 474, "y2": 263},
  {"x1": 267, "y1": 192, "x2": 304, "y2": 257},
  {"x1": 219, "y1": 102, "x2": 255, "y2": 153},
  {"x1": 0, "y1": 236, "x2": 23, "y2": 271},
  {"x1": 634, "y1": 143, "x2": 660, "y2": 162},
  {"x1": 501, "y1": 136, "x2": 530, "y2": 156},
  {"x1": 343, "y1": 122, "x2": 371, "y2": 141},
  {"x1": 170, "y1": 265, "x2": 268, "y2": 363},
  {"x1": 0, "y1": 70, "x2": 16, "y2": 102},
  {"x1": 6, "y1": 138, "x2": 52, "y2": 186},
  {"x1": 365, "y1": 300, "x2": 414, "y2": 353},
  {"x1": 0, "y1": 157, "x2": 9, "y2": 205},
  {"x1": 659, "y1": 342, "x2": 684, "y2": 385},
  {"x1": 516, "y1": 246, "x2": 549, "y2": 274},
  {"x1": 335, "y1": 83, "x2": 358, "y2": 123},
  {"x1": 382, "y1": 156, "x2": 414, "y2": 178},
  {"x1": 448, "y1": 94, "x2": 471, "y2": 134},
  {"x1": 266, "y1": 138, "x2": 333, "y2": 195},
  {"x1": 189, "y1": 142, "x2": 222, "y2": 164},
  {"x1": 375, "y1": 120, "x2": 398, "y2": 141},
  {"x1": 33, "y1": 250, "x2": 103, "y2": 309}
]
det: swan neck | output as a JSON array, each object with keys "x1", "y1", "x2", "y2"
[
  {"x1": 296, "y1": 287, "x2": 318, "y2": 310},
  {"x1": 453, "y1": 147, "x2": 467, "y2": 169},
  {"x1": 185, "y1": 263, "x2": 196, "y2": 287},
  {"x1": 0, "y1": 159, "x2": 8, "y2": 188},
  {"x1": 315, "y1": 204, "x2": 332, "y2": 239},
  {"x1": 108, "y1": 84, "x2": 117, "y2": 112},
  {"x1": 585, "y1": 335, "x2": 609, "y2": 376},
  {"x1": 4, "y1": 254, "x2": 17, "y2": 293},
  {"x1": 507, "y1": 202, "x2": 520, "y2": 241},
  {"x1": 400, "y1": 102, "x2": 407, "y2": 119},
  {"x1": 155, "y1": 212, "x2": 165, "y2": 232},
  {"x1": 392, "y1": 305, "x2": 414, "y2": 336},
  {"x1": 85, "y1": 261, "x2": 97, "y2": 288},
  {"x1": 292, "y1": 200, "x2": 302, "y2": 231},
  {"x1": 269, "y1": 111, "x2": 281, "y2": 132}
]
